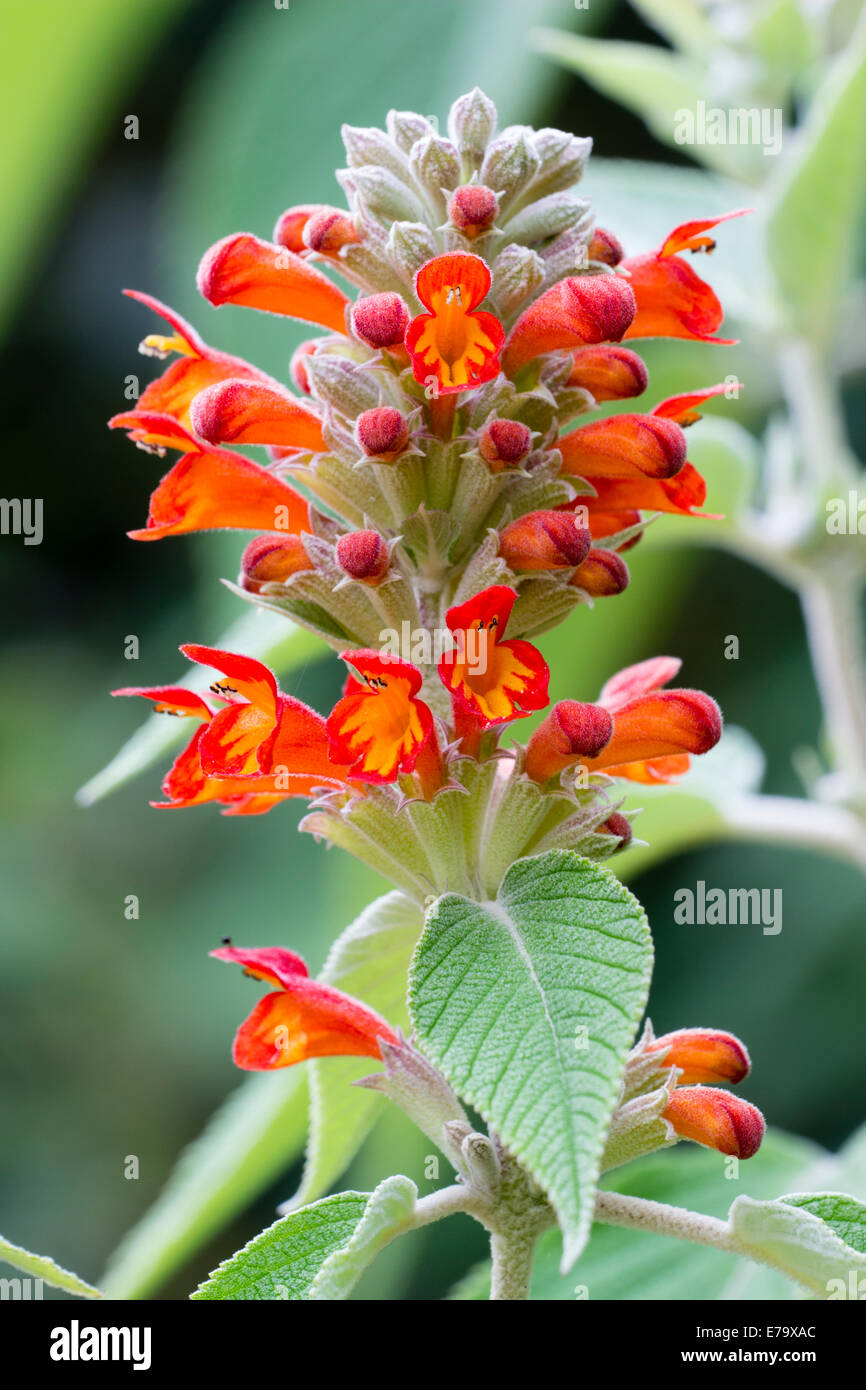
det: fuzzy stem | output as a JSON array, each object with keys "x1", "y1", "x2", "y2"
[
  {"x1": 799, "y1": 569, "x2": 866, "y2": 783},
  {"x1": 489, "y1": 1229, "x2": 537, "y2": 1300}
]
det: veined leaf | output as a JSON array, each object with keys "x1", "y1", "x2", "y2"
[
  {"x1": 193, "y1": 1176, "x2": 416, "y2": 1300},
  {"x1": 729, "y1": 1193, "x2": 866, "y2": 1296},
  {"x1": 0, "y1": 1235, "x2": 101, "y2": 1300},
  {"x1": 289, "y1": 892, "x2": 424, "y2": 1209},
  {"x1": 780, "y1": 1192, "x2": 866, "y2": 1255},
  {"x1": 309, "y1": 1176, "x2": 417, "y2": 1300},
  {"x1": 765, "y1": 6, "x2": 866, "y2": 343},
  {"x1": 76, "y1": 609, "x2": 321, "y2": 807},
  {"x1": 410, "y1": 849, "x2": 653, "y2": 1270},
  {"x1": 102, "y1": 1068, "x2": 308, "y2": 1299}
]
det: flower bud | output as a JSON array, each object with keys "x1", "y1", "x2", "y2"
[
  {"x1": 525, "y1": 701, "x2": 614, "y2": 782},
  {"x1": 663, "y1": 1087, "x2": 764, "y2": 1159},
  {"x1": 289, "y1": 340, "x2": 317, "y2": 395},
  {"x1": 589, "y1": 227, "x2": 624, "y2": 266},
  {"x1": 355, "y1": 406, "x2": 409, "y2": 460},
  {"x1": 387, "y1": 109, "x2": 437, "y2": 155},
  {"x1": 302, "y1": 208, "x2": 360, "y2": 255},
  {"x1": 336, "y1": 530, "x2": 390, "y2": 584},
  {"x1": 568, "y1": 345, "x2": 648, "y2": 402},
  {"x1": 350, "y1": 292, "x2": 410, "y2": 349},
  {"x1": 478, "y1": 418, "x2": 532, "y2": 469},
  {"x1": 480, "y1": 127, "x2": 541, "y2": 206},
  {"x1": 306, "y1": 354, "x2": 379, "y2": 417},
  {"x1": 273, "y1": 204, "x2": 327, "y2": 252},
  {"x1": 410, "y1": 135, "x2": 461, "y2": 201},
  {"x1": 491, "y1": 244, "x2": 545, "y2": 319},
  {"x1": 343, "y1": 166, "x2": 424, "y2": 225},
  {"x1": 241, "y1": 534, "x2": 312, "y2": 592},
  {"x1": 499, "y1": 510, "x2": 591, "y2": 572},
  {"x1": 448, "y1": 88, "x2": 497, "y2": 166},
  {"x1": 599, "y1": 812, "x2": 633, "y2": 849},
  {"x1": 529, "y1": 129, "x2": 592, "y2": 198},
  {"x1": 648, "y1": 1029, "x2": 750, "y2": 1086},
  {"x1": 559, "y1": 413, "x2": 688, "y2": 482},
  {"x1": 570, "y1": 548, "x2": 630, "y2": 597},
  {"x1": 448, "y1": 184, "x2": 499, "y2": 237}
]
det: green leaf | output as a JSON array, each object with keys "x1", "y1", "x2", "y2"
[
  {"x1": 765, "y1": 6, "x2": 866, "y2": 343},
  {"x1": 290, "y1": 892, "x2": 424, "y2": 1209},
  {"x1": 309, "y1": 1176, "x2": 417, "y2": 1300},
  {"x1": 76, "y1": 609, "x2": 321, "y2": 807},
  {"x1": 452, "y1": 1127, "x2": 828, "y2": 1300},
  {"x1": 192, "y1": 1191, "x2": 368, "y2": 1300},
  {"x1": 729, "y1": 1193, "x2": 866, "y2": 1296},
  {"x1": 626, "y1": 0, "x2": 716, "y2": 60},
  {"x1": 192, "y1": 1176, "x2": 416, "y2": 1300},
  {"x1": 781, "y1": 1192, "x2": 866, "y2": 1254},
  {"x1": 102, "y1": 1068, "x2": 308, "y2": 1299},
  {"x1": 410, "y1": 849, "x2": 653, "y2": 1269},
  {"x1": 0, "y1": 1234, "x2": 101, "y2": 1300}
]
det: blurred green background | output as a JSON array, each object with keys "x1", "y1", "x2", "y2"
[{"x1": 1, "y1": 0, "x2": 864, "y2": 1300}]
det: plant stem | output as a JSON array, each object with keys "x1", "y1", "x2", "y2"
[
  {"x1": 799, "y1": 569, "x2": 866, "y2": 783},
  {"x1": 489, "y1": 1229, "x2": 537, "y2": 1300}
]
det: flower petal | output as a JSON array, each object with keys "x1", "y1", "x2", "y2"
[
  {"x1": 559, "y1": 413, "x2": 687, "y2": 481},
  {"x1": 502, "y1": 274, "x2": 636, "y2": 375},
  {"x1": 197, "y1": 233, "x2": 350, "y2": 332},
  {"x1": 190, "y1": 378, "x2": 325, "y2": 450}
]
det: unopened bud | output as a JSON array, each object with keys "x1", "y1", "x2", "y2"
[
  {"x1": 568, "y1": 345, "x2": 648, "y2": 402},
  {"x1": 525, "y1": 700, "x2": 614, "y2": 782},
  {"x1": 588, "y1": 227, "x2": 624, "y2": 266},
  {"x1": 478, "y1": 418, "x2": 532, "y2": 469},
  {"x1": 499, "y1": 510, "x2": 591, "y2": 572},
  {"x1": 273, "y1": 204, "x2": 326, "y2": 252},
  {"x1": 664, "y1": 1087, "x2": 764, "y2": 1160},
  {"x1": 599, "y1": 812, "x2": 633, "y2": 849},
  {"x1": 570, "y1": 548, "x2": 630, "y2": 597},
  {"x1": 356, "y1": 406, "x2": 409, "y2": 460},
  {"x1": 241, "y1": 534, "x2": 311, "y2": 592},
  {"x1": 350, "y1": 292, "x2": 410, "y2": 349},
  {"x1": 336, "y1": 530, "x2": 390, "y2": 584},
  {"x1": 302, "y1": 208, "x2": 360, "y2": 255},
  {"x1": 648, "y1": 1029, "x2": 750, "y2": 1086},
  {"x1": 448, "y1": 184, "x2": 499, "y2": 237},
  {"x1": 448, "y1": 88, "x2": 497, "y2": 166}
]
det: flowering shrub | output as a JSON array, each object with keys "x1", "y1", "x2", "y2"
[{"x1": 11, "y1": 87, "x2": 865, "y2": 1304}]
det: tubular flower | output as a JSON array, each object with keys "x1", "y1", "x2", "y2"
[
  {"x1": 570, "y1": 547, "x2": 630, "y2": 597},
  {"x1": 559, "y1": 413, "x2": 688, "y2": 482},
  {"x1": 109, "y1": 413, "x2": 310, "y2": 541},
  {"x1": 585, "y1": 657, "x2": 722, "y2": 783},
  {"x1": 525, "y1": 656, "x2": 721, "y2": 785},
  {"x1": 502, "y1": 274, "x2": 636, "y2": 376},
  {"x1": 211, "y1": 945, "x2": 398, "y2": 1070},
  {"x1": 566, "y1": 344, "x2": 648, "y2": 402},
  {"x1": 405, "y1": 253, "x2": 505, "y2": 394},
  {"x1": 622, "y1": 210, "x2": 750, "y2": 343},
  {"x1": 240, "y1": 534, "x2": 312, "y2": 592},
  {"x1": 326, "y1": 651, "x2": 439, "y2": 786},
  {"x1": 498, "y1": 509, "x2": 591, "y2": 572},
  {"x1": 663, "y1": 1087, "x2": 765, "y2": 1160},
  {"x1": 648, "y1": 1029, "x2": 751, "y2": 1086},
  {"x1": 273, "y1": 204, "x2": 330, "y2": 252},
  {"x1": 114, "y1": 648, "x2": 351, "y2": 813},
  {"x1": 439, "y1": 585, "x2": 550, "y2": 729},
  {"x1": 121, "y1": 290, "x2": 267, "y2": 432},
  {"x1": 197, "y1": 232, "x2": 350, "y2": 331},
  {"x1": 189, "y1": 378, "x2": 325, "y2": 451}
]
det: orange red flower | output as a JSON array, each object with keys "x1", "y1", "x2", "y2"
[
  {"x1": 326, "y1": 651, "x2": 438, "y2": 785},
  {"x1": 622, "y1": 210, "x2": 749, "y2": 344},
  {"x1": 211, "y1": 945, "x2": 398, "y2": 1070},
  {"x1": 109, "y1": 413, "x2": 311, "y2": 541},
  {"x1": 189, "y1": 377, "x2": 325, "y2": 451},
  {"x1": 525, "y1": 656, "x2": 721, "y2": 785},
  {"x1": 503, "y1": 274, "x2": 636, "y2": 377},
  {"x1": 405, "y1": 253, "x2": 505, "y2": 394},
  {"x1": 663, "y1": 1087, "x2": 764, "y2": 1160},
  {"x1": 648, "y1": 1029, "x2": 751, "y2": 1086},
  {"x1": 439, "y1": 586, "x2": 549, "y2": 731},
  {"x1": 197, "y1": 232, "x2": 350, "y2": 332}
]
